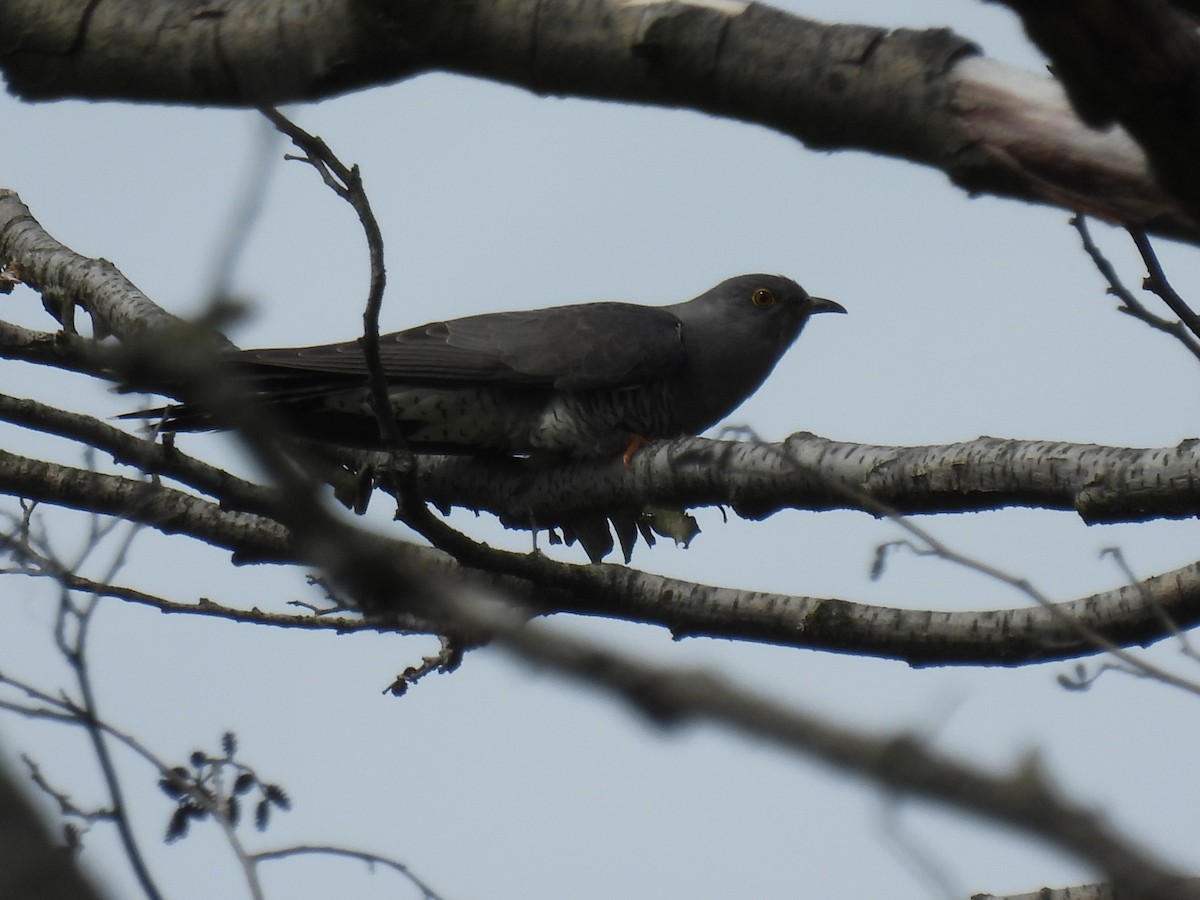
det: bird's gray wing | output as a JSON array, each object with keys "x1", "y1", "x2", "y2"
[{"x1": 239, "y1": 303, "x2": 687, "y2": 390}]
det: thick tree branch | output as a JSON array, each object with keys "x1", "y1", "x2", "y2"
[
  {"x1": 993, "y1": 0, "x2": 1200, "y2": 222},
  {"x1": 5, "y1": 445, "x2": 1200, "y2": 667},
  {"x1": 182, "y1": 427, "x2": 1198, "y2": 900},
  {"x1": 413, "y1": 433, "x2": 1200, "y2": 525},
  {"x1": 234, "y1": 432, "x2": 1200, "y2": 897},
  {"x1": 0, "y1": 320, "x2": 112, "y2": 379},
  {"x1": 0, "y1": 192, "x2": 192, "y2": 342},
  {"x1": 1, "y1": 2, "x2": 1194, "y2": 240},
  {"x1": 0, "y1": 392, "x2": 282, "y2": 518},
  {"x1": 976, "y1": 883, "x2": 1200, "y2": 900},
  {"x1": 7, "y1": 351, "x2": 1200, "y2": 527},
  {"x1": 0, "y1": 449, "x2": 292, "y2": 563}
]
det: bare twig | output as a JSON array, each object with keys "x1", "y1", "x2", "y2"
[
  {"x1": 257, "y1": 107, "x2": 403, "y2": 455},
  {"x1": 384, "y1": 635, "x2": 467, "y2": 696},
  {"x1": 1129, "y1": 228, "x2": 1200, "y2": 342},
  {"x1": 1071, "y1": 215, "x2": 1200, "y2": 360},
  {"x1": 253, "y1": 845, "x2": 445, "y2": 900},
  {"x1": 880, "y1": 797, "x2": 959, "y2": 900},
  {"x1": 874, "y1": 536, "x2": 1200, "y2": 697},
  {"x1": 21, "y1": 754, "x2": 115, "y2": 825},
  {"x1": 255, "y1": 108, "x2": 506, "y2": 590},
  {"x1": 4, "y1": 650, "x2": 443, "y2": 900},
  {"x1": 0, "y1": 520, "x2": 434, "y2": 632},
  {"x1": 0, "y1": 672, "x2": 171, "y2": 896},
  {"x1": 51, "y1": 524, "x2": 165, "y2": 900}
]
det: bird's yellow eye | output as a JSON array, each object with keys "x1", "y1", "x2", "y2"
[{"x1": 751, "y1": 287, "x2": 776, "y2": 308}]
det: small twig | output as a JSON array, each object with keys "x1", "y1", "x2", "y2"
[
  {"x1": 6, "y1": 663, "x2": 430, "y2": 900},
  {"x1": 161, "y1": 734, "x2": 281, "y2": 900},
  {"x1": 1058, "y1": 660, "x2": 1146, "y2": 691},
  {"x1": 253, "y1": 845, "x2": 445, "y2": 900},
  {"x1": 257, "y1": 106, "x2": 404, "y2": 456},
  {"x1": 0, "y1": 670, "x2": 281, "y2": 900},
  {"x1": 1129, "y1": 228, "x2": 1200, "y2": 341},
  {"x1": 384, "y1": 635, "x2": 468, "y2": 696},
  {"x1": 1071, "y1": 216, "x2": 1200, "y2": 361},
  {"x1": 0, "y1": 528, "x2": 425, "y2": 634},
  {"x1": 0, "y1": 676, "x2": 166, "y2": 767},
  {"x1": 21, "y1": 754, "x2": 115, "y2": 825},
  {"x1": 51, "y1": 527, "x2": 165, "y2": 900},
  {"x1": 256, "y1": 107, "x2": 493, "y2": 595},
  {"x1": 0, "y1": 672, "x2": 205, "y2": 829}
]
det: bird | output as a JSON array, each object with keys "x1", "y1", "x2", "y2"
[
  {"x1": 144, "y1": 274, "x2": 844, "y2": 561},
  {"x1": 153, "y1": 274, "x2": 845, "y2": 460}
]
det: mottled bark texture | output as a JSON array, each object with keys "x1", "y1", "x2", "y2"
[{"x1": 2, "y1": 0, "x2": 1195, "y2": 239}]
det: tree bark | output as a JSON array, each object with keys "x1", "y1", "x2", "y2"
[{"x1": 1, "y1": 1, "x2": 1194, "y2": 239}]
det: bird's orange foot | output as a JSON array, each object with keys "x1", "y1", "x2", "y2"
[{"x1": 622, "y1": 434, "x2": 650, "y2": 466}]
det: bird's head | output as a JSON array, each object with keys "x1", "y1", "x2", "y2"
[
  {"x1": 666, "y1": 273, "x2": 846, "y2": 432},
  {"x1": 672, "y1": 273, "x2": 844, "y2": 357}
]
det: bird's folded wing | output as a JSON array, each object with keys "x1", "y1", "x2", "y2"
[{"x1": 239, "y1": 303, "x2": 687, "y2": 390}]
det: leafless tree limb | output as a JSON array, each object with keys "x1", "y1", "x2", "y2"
[
  {"x1": 972, "y1": 881, "x2": 1200, "y2": 900},
  {"x1": 1072, "y1": 215, "x2": 1200, "y2": 358},
  {"x1": 1129, "y1": 228, "x2": 1200, "y2": 340},
  {"x1": 252, "y1": 845, "x2": 445, "y2": 900},
  {"x1": 256, "y1": 107, "x2": 404, "y2": 454},
  {"x1": 993, "y1": 0, "x2": 1200, "y2": 221},
  {"x1": 8, "y1": 440, "x2": 1200, "y2": 666},
  {"x1": 0, "y1": 743, "x2": 108, "y2": 900},
  {"x1": 1, "y1": 1, "x2": 1195, "y2": 240},
  {"x1": 412, "y1": 432, "x2": 1200, "y2": 525}
]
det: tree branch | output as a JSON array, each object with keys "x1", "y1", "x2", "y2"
[
  {"x1": 0, "y1": 449, "x2": 293, "y2": 563},
  {"x1": 412, "y1": 433, "x2": 1200, "y2": 525},
  {"x1": 6, "y1": 445, "x2": 1200, "y2": 666},
  {"x1": 993, "y1": 0, "x2": 1200, "y2": 222},
  {"x1": 1, "y1": 2, "x2": 1194, "y2": 240},
  {"x1": 0, "y1": 392, "x2": 281, "y2": 518},
  {"x1": 483, "y1": 607, "x2": 1200, "y2": 900},
  {"x1": 0, "y1": 740, "x2": 108, "y2": 900}
]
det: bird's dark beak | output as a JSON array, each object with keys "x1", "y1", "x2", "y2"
[{"x1": 807, "y1": 296, "x2": 847, "y2": 315}]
